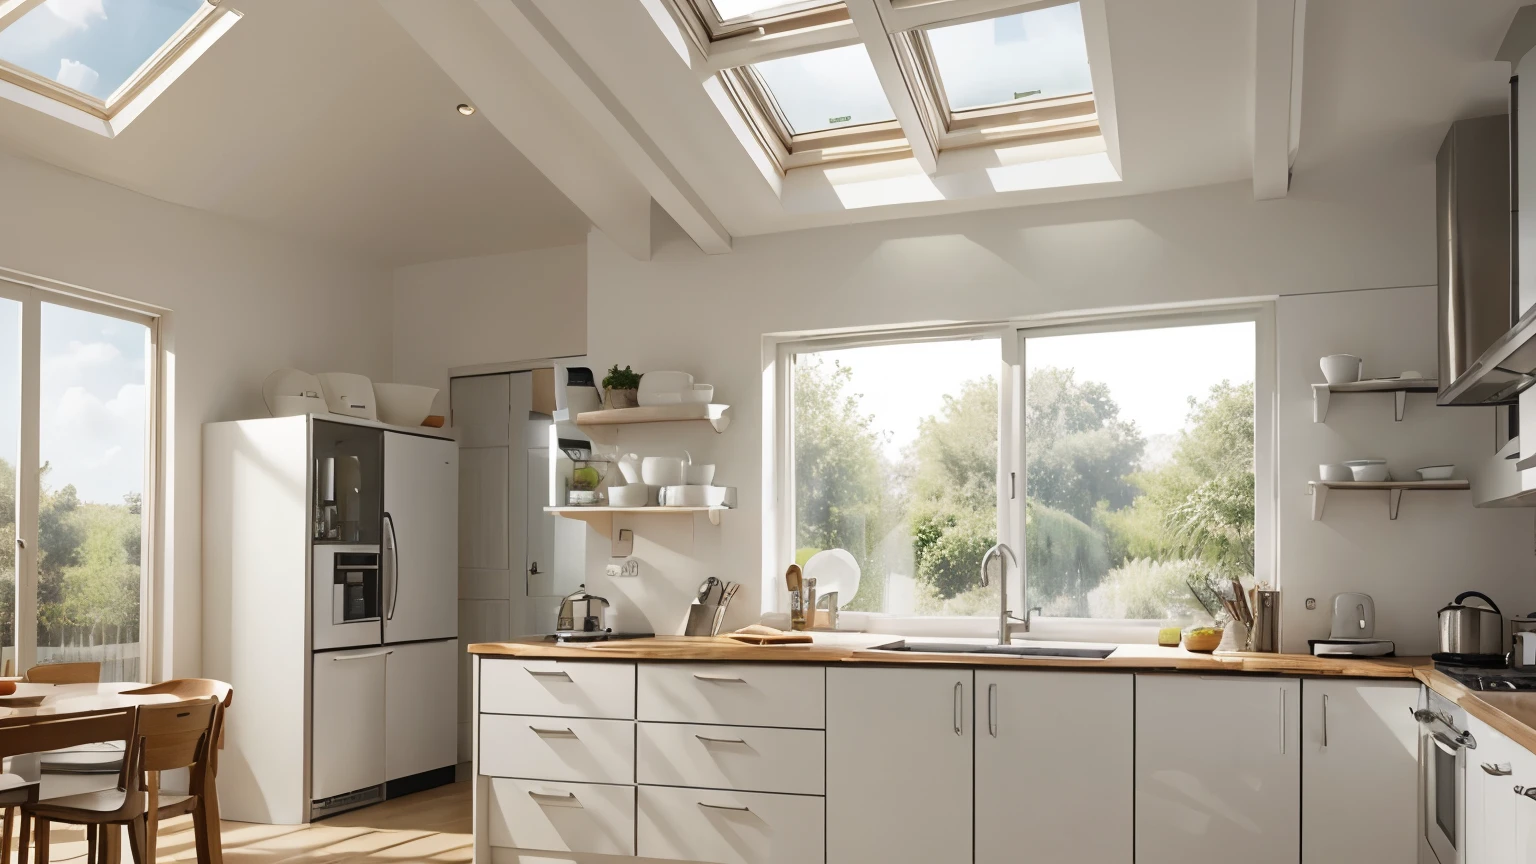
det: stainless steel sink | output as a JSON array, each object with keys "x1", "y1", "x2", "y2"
[{"x1": 870, "y1": 640, "x2": 1116, "y2": 660}]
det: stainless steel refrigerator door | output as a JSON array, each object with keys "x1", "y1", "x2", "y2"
[{"x1": 383, "y1": 432, "x2": 459, "y2": 644}]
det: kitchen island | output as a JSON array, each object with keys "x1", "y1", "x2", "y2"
[{"x1": 469, "y1": 635, "x2": 1528, "y2": 864}]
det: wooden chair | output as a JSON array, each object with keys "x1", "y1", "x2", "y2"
[
  {"x1": 0, "y1": 708, "x2": 136, "y2": 864},
  {"x1": 122, "y1": 680, "x2": 233, "y2": 864},
  {"x1": 24, "y1": 697, "x2": 219, "y2": 864},
  {"x1": 23, "y1": 663, "x2": 102, "y2": 685}
]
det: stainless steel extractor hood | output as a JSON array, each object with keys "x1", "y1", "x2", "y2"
[{"x1": 1437, "y1": 113, "x2": 1520, "y2": 405}]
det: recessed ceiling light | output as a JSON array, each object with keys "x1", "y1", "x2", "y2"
[{"x1": 456, "y1": 103, "x2": 476, "y2": 116}]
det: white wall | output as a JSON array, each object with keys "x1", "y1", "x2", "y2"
[
  {"x1": 392, "y1": 244, "x2": 587, "y2": 416},
  {"x1": 575, "y1": 165, "x2": 1519, "y2": 638},
  {"x1": 1276, "y1": 287, "x2": 1534, "y2": 654},
  {"x1": 0, "y1": 148, "x2": 393, "y2": 678}
]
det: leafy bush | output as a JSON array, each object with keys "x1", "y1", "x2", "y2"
[
  {"x1": 1086, "y1": 557, "x2": 1207, "y2": 621},
  {"x1": 1024, "y1": 502, "x2": 1109, "y2": 615}
]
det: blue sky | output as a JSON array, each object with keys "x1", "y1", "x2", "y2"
[
  {"x1": 0, "y1": 298, "x2": 148, "y2": 505},
  {"x1": 0, "y1": 0, "x2": 203, "y2": 100}
]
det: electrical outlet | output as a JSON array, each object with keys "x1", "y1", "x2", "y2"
[
  {"x1": 605, "y1": 564, "x2": 622, "y2": 578},
  {"x1": 619, "y1": 558, "x2": 641, "y2": 578}
]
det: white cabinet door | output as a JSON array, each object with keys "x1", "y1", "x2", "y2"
[
  {"x1": 827, "y1": 667, "x2": 971, "y2": 864},
  {"x1": 1136, "y1": 675, "x2": 1300, "y2": 864},
  {"x1": 1470, "y1": 716, "x2": 1519, "y2": 864},
  {"x1": 311, "y1": 648, "x2": 388, "y2": 801},
  {"x1": 383, "y1": 432, "x2": 458, "y2": 644},
  {"x1": 976, "y1": 670, "x2": 1132, "y2": 864},
  {"x1": 1300, "y1": 679, "x2": 1420, "y2": 864},
  {"x1": 1513, "y1": 742, "x2": 1536, "y2": 863},
  {"x1": 385, "y1": 638, "x2": 458, "y2": 782}
]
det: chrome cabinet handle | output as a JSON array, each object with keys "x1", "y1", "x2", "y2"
[
  {"x1": 384, "y1": 512, "x2": 400, "y2": 621},
  {"x1": 1517, "y1": 786, "x2": 1536, "y2": 801},
  {"x1": 530, "y1": 726, "x2": 578, "y2": 738},
  {"x1": 693, "y1": 674, "x2": 746, "y2": 683},
  {"x1": 1484, "y1": 762, "x2": 1514, "y2": 776},
  {"x1": 987, "y1": 683, "x2": 997, "y2": 738},
  {"x1": 695, "y1": 734, "x2": 747, "y2": 745},
  {"x1": 528, "y1": 790, "x2": 580, "y2": 806},
  {"x1": 332, "y1": 649, "x2": 393, "y2": 661},
  {"x1": 698, "y1": 802, "x2": 751, "y2": 812},
  {"x1": 1279, "y1": 688, "x2": 1286, "y2": 754},
  {"x1": 1322, "y1": 694, "x2": 1329, "y2": 749},
  {"x1": 953, "y1": 681, "x2": 964, "y2": 736},
  {"x1": 526, "y1": 669, "x2": 572, "y2": 679}
]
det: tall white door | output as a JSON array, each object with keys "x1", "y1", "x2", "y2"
[
  {"x1": 1300, "y1": 679, "x2": 1420, "y2": 864},
  {"x1": 383, "y1": 432, "x2": 458, "y2": 644},
  {"x1": 827, "y1": 667, "x2": 972, "y2": 864},
  {"x1": 1136, "y1": 675, "x2": 1300, "y2": 864},
  {"x1": 385, "y1": 638, "x2": 458, "y2": 782},
  {"x1": 976, "y1": 670, "x2": 1132, "y2": 864},
  {"x1": 311, "y1": 648, "x2": 388, "y2": 801}
]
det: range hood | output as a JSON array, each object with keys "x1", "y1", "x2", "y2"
[{"x1": 1437, "y1": 113, "x2": 1521, "y2": 405}]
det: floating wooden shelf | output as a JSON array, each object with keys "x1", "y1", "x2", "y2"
[
  {"x1": 546, "y1": 505, "x2": 732, "y2": 526},
  {"x1": 1308, "y1": 479, "x2": 1469, "y2": 520},
  {"x1": 1312, "y1": 379, "x2": 1438, "y2": 423},
  {"x1": 576, "y1": 404, "x2": 731, "y2": 434}
]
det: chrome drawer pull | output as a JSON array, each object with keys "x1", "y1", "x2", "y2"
[
  {"x1": 1484, "y1": 762, "x2": 1514, "y2": 777},
  {"x1": 528, "y1": 790, "x2": 581, "y2": 806},
  {"x1": 693, "y1": 674, "x2": 746, "y2": 683},
  {"x1": 526, "y1": 669, "x2": 572, "y2": 679},
  {"x1": 530, "y1": 726, "x2": 578, "y2": 738},
  {"x1": 1519, "y1": 786, "x2": 1536, "y2": 801},
  {"x1": 695, "y1": 734, "x2": 748, "y2": 745},
  {"x1": 698, "y1": 802, "x2": 751, "y2": 812}
]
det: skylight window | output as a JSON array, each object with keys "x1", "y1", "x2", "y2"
[
  {"x1": 925, "y1": 3, "x2": 1092, "y2": 112},
  {"x1": 709, "y1": 0, "x2": 834, "y2": 23},
  {"x1": 0, "y1": 0, "x2": 239, "y2": 137},
  {"x1": 752, "y1": 44, "x2": 894, "y2": 134}
]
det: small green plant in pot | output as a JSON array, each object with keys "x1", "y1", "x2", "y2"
[{"x1": 603, "y1": 365, "x2": 642, "y2": 409}]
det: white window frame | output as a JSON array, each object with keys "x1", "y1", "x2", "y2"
[
  {"x1": 0, "y1": 268, "x2": 166, "y2": 680},
  {"x1": 769, "y1": 302, "x2": 1276, "y2": 641}
]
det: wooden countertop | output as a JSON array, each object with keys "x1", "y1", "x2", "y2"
[{"x1": 470, "y1": 635, "x2": 1536, "y2": 755}]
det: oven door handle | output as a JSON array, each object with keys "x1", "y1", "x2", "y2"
[{"x1": 1412, "y1": 708, "x2": 1477, "y2": 750}]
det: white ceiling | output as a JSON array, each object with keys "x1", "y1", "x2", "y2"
[{"x1": 0, "y1": 0, "x2": 592, "y2": 266}]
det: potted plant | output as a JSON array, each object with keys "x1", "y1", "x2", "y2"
[{"x1": 603, "y1": 365, "x2": 642, "y2": 409}]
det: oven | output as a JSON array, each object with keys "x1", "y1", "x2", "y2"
[
  {"x1": 313, "y1": 545, "x2": 382, "y2": 650},
  {"x1": 1417, "y1": 689, "x2": 1477, "y2": 863}
]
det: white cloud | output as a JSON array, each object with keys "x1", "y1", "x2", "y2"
[
  {"x1": 56, "y1": 58, "x2": 100, "y2": 94},
  {"x1": 42, "y1": 382, "x2": 146, "y2": 503},
  {"x1": 44, "y1": 0, "x2": 106, "y2": 31}
]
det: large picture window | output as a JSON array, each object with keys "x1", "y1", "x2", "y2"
[
  {"x1": 778, "y1": 309, "x2": 1270, "y2": 640},
  {"x1": 0, "y1": 277, "x2": 156, "y2": 680}
]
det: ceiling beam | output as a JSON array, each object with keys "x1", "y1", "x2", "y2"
[
  {"x1": 497, "y1": 0, "x2": 731, "y2": 255},
  {"x1": 845, "y1": 0, "x2": 939, "y2": 175},
  {"x1": 380, "y1": 0, "x2": 654, "y2": 260},
  {"x1": 0, "y1": 0, "x2": 46, "y2": 31},
  {"x1": 883, "y1": 0, "x2": 1071, "y2": 34},
  {"x1": 1252, "y1": 0, "x2": 1304, "y2": 200}
]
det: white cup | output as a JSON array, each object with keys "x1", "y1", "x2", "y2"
[{"x1": 1320, "y1": 354, "x2": 1363, "y2": 385}]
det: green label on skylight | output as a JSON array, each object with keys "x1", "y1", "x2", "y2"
[
  {"x1": 828, "y1": 115, "x2": 852, "y2": 124},
  {"x1": 1014, "y1": 89, "x2": 1042, "y2": 100}
]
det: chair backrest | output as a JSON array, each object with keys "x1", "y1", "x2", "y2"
[
  {"x1": 133, "y1": 697, "x2": 219, "y2": 774},
  {"x1": 0, "y1": 708, "x2": 135, "y2": 758},
  {"x1": 24, "y1": 661, "x2": 102, "y2": 684},
  {"x1": 123, "y1": 679, "x2": 233, "y2": 709}
]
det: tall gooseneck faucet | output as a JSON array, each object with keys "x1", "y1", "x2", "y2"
[{"x1": 981, "y1": 543, "x2": 1030, "y2": 645}]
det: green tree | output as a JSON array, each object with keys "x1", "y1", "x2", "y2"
[
  {"x1": 909, "y1": 378, "x2": 998, "y2": 599},
  {"x1": 1024, "y1": 367, "x2": 1145, "y2": 523}
]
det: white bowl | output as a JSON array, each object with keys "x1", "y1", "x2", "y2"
[
  {"x1": 607, "y1": 484, "x2": 649, "y2": 507},
  {"x1": 682, "y1": 384, "x2": 714, "y2": 404},
  {"x1": 684, "y1": 462, "x2": 715, "y2": 485},
  {"x1": 659, "y1": 485, "x2": 728, "y2": 507},
  {"x1": 1320, "y1": 354, "x2": 1363, "y2": 385},
  {"x1": 317, "y1": 372, "x2": 377, "y2": 420},
  {"x1": 1319, "y1": 464, "x2": 1353, "y2": 483},
  {"x1": 641, "y1": 456, "x2": 686, "y2": 487},
  {"x1": 1418, "y1": 465, "x2": 1455, "y2": 480},
  {"x1": 373, "y1": 383, "x2": 439, "y2": 426},
  {"x1": 1346, "y1": 461, "x2": 1390, "y2": 482}
]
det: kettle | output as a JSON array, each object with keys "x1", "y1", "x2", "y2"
[
  {"x1": 1438, "y1": 591, "x2": 1504, "y2": 659},
  {"x1": 557, "y1": 584, "x2": 610, "y2": 633}
]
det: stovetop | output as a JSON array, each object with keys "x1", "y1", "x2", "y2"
[
  {"x1": 548, "y1": 631, "x2": 655, "y2": 644},
  {"x1": 1437, "y1": 663, "x2": 1536, "y2": 691}
]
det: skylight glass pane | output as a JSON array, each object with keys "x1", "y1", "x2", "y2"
[
  {"x1": 0, "y1": 0, "x2": 206, "y2": 101},
  {"x1": 927, "y1": 2, "x2": 1092, "y2": 112},
  {"x1": 753, "y1": 44, "x2": 895, "y2": 136},
  {"x1": 711, "y1": 1, "x2": 832, "y2": 23}
]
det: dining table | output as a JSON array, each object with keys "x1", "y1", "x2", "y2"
[{"x1": 0, "y1": 681, "x2": 224, "y2": 864}]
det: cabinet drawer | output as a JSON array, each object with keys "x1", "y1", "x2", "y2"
[
  {"x1": 637, "y1": 785, "x2": 824, "y2": 864},
  {"x1": 486, "y1": 777, "x2": 635, "y2": 856},
  {"x1": 479, "y1": 658, "x2": 635, "y2": 719},
  {"x1": 479, "y1": 714, "x2": 634, "y2": 784},
  {"x1": 638, "y1": 663, "x2": 824, "y2": 729},
  {"x1": 637, "y1": 722, "x2": 824, "y2": 796}
]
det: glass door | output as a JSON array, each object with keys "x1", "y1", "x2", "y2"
[{"x1": 0, "y1": 279, "x2": 155, "y2": 681}]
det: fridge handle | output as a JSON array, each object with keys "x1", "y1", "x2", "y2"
[{"x1": 384, "y1": 511, "x2": 399, "y2": 621}]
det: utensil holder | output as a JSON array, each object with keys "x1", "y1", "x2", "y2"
[
  {"x1": 1247, "y1": 590, "x2": 1280, "y2": 652},
  {"x1": 684, "y1": 604, "x2": 717, "y2": 637}
]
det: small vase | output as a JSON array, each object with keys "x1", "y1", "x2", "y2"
[{"x1": 606, "y1": 387, "x2": 639, "y2": 409}]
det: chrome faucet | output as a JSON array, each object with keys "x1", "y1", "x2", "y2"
[{"x1": 981, "y1": 543, "x2": 1030, "y2": 645}]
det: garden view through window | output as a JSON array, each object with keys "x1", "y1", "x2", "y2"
[{"x1": 791, "y1": 319, "x2": 1256, "y2": 632}]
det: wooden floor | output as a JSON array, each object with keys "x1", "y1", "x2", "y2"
[{"x1": 11, "y1": 781, "x2": 472, "y2": 863}]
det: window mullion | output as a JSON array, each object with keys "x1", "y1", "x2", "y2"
[
  {"x1": 15, "y1": 289, "x2": 38, "y2": 674},
  {"x1": 0, "y1": 0, "x2": 46, "y2": 33},
  {"x1": 844, "y1": 0, "x2": 938, "y2": 173}
]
